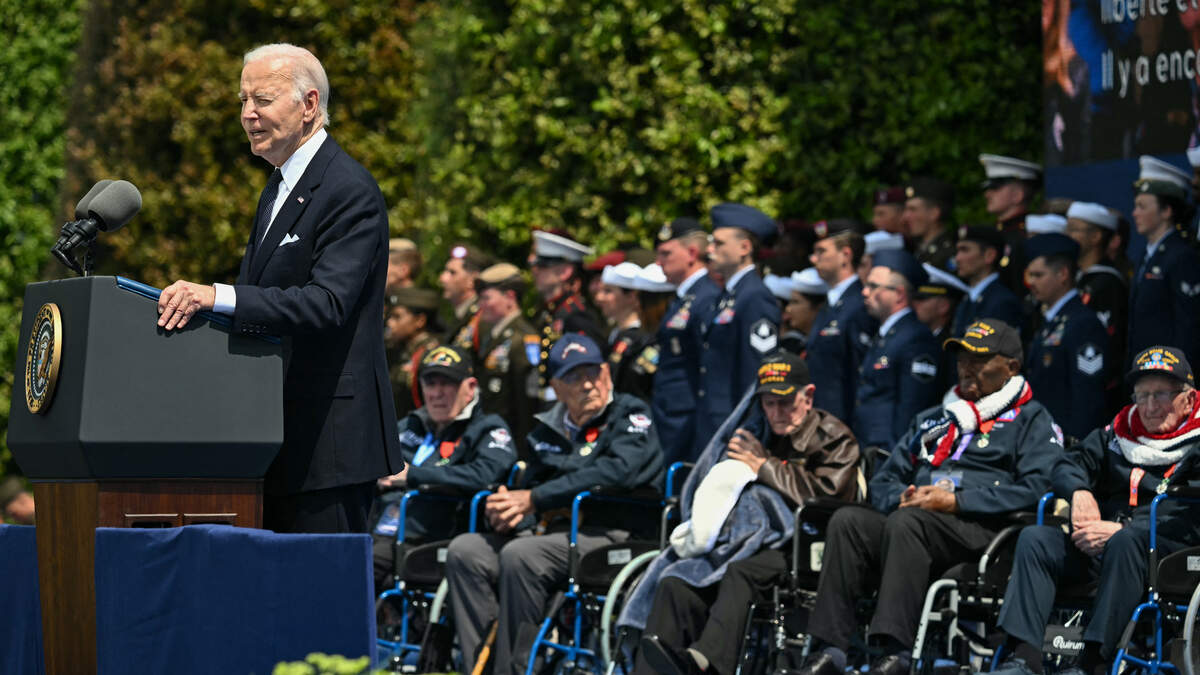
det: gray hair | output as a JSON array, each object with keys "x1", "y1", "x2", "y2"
[{"x1": 244, "y1": 43, "x2": 330, "y2": 126}]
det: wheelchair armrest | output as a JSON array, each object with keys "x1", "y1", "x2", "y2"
[
  {"x1": 412, "y1": 483, "x2": 477, "y2": 498},
  {"x1": 976, "y1": 522, "x2": 1026, "y2": 579}
]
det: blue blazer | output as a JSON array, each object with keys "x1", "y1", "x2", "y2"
[
  {"x1": 651, "y1": 273, "x2": 720, "y2": 465},
  {"x1": 805, "y1": 279, "x2": 875, "y2": 423},
  {"x1": 233, "y1": 135, "x2": 404, "y2": 495}
]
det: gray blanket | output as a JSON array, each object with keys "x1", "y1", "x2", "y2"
[{"x1": 617, "y1": 386, "x2": 795, "y2": 630}]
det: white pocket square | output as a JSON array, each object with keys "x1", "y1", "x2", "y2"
[{"x1": 278, "y1": 233, "x2": 300, "y2": 247}]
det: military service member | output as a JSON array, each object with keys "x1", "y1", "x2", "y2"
[
  {"x1": 384, "y1": 287, "x2": 442, "y2": 418},
  {"x1": 806, "y1": 220, "x2": 876, "y2": 424},
  {"x1": 595, "y1": 261, "x2": 658, "y2": 401},
  {"x1": 438, "y1": 243, "x2": 491, "y2": 353},
  {"x1": 652, "y1": 217, "x2": 721, "y2": 465},
  {"x1": 913, "y1": 263, "x2": 970, "y2": 395},
  {"x1": 1066, "y1": 201, "x2": 1128, "y2": 414},
  {"x1": 859, "y1": 230, "x2": 906, "y2": 284},
  {"x1": 1128, "y1": 156, "x2": 1200, "y2": 369},
  {"x1": 1023, "y1": 234, "x2": 1109, "y2": 443},
  {"x1": 781, "y1": 267, "x2": 830, "y2": 355},
  {"x1": 387, "y1": 237, "x2": 421, "y2": 289},
  {"x1": 951, "y1": 226, "x2": 1024, "y2": 338},
  {"x1": 530, "y1": 230, "x2": 608, "y2": 403},
  {"x1": 871, "y1": 186, "x2": 907, "y2": 235},
  {"x1": 474, "y1": 263, "x2": 540, "y2": 453},
  {"x1": 696, "y1": 203, "x2": 782, "y2": 449},
  {"x1": 980, "y1": 154, "x2": 1041, "y2": 292},
  {"x1": 853, "y1": 250, "x2": 941, "y2": 451},
  {"x1": 902, "y1": 177, "x2": 957, "y2": 271}
]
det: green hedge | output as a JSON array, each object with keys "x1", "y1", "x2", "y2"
[{"x1": 0, "y1": 0, "x2": 83, "y2": 477}]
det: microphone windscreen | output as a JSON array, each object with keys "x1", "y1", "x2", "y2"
[
  {"x1": 74, "y1": 179, "x2": 114, "y2": 220},
  {"x1": 87, "y1": 180, "x2": 142, "y2": 232}
]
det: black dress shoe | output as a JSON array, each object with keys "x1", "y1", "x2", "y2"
[
  {"x1": 640, "y1": 634, "x2": 698, "y2": 675},
  {"x1": 866, "y1": 653, "x2": 911, "y2": 675},
  {"x1": 789, "y1": 651, "x2": 843, "y2": 675}
]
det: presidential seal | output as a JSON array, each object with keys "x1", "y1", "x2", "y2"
[{"x1": 25, "y1": 302, "x2": 62, "y2": 414}]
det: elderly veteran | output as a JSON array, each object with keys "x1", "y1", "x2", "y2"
[
  {"x1": 371, "y1": 345, "x2": 516, "y2": 591},
  {"x1": 793, "y1": 319, "x2": 1061, "y2": 675},
  {"x1": 631, "y1": 350, "x2": 860, "y2": 675},
  {"x1": 444, "y1": 333, "x2": 664, "y2": 675},
  {"x1": 988, "y1": 345, "x2": 1200, "y2": 675}
]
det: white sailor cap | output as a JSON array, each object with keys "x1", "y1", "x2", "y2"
[
  {"x1": 764, "y1": 274, "x2": 797, "y2": 301},
  {"x1": 1188, "y1": 147, "x2": 1200, "y2": 168},
  {"x1": 1136, "y1": 156, "x2": 1191, "y2": 195},
  {"x1": 864, "y1": 231, "x2": 906, "y2": 255},
  {"x1": 1025, "y1": 214, "x2": 1067, "y2": 235},
  {"x1": 631, "y1": 263, "x2": 676, "y2": 293},
  {"x1": 532, "y1": 230, "x2": 595, "y2": 264},
  {"x1": 979, "y1": 153, "x2": 1042, "y2": 187},
  {"x1": 790, "y1": 267, "x2": 829, "y2": 296},
  {"x1": 1065, "y1": 201, "x2": 1118, "y2": 231},
  {"x1": 600, "y1": 262, "x2": 642, "y2": 290},
  {"x1": 916, "y1": 262, "x2": 970, "y2": 297}
]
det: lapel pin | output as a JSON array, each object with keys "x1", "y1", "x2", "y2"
[{"x1": 297, "y1": 196, "x2": 305, "y2": 204}]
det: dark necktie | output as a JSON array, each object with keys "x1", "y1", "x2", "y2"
[{"x1": 254, "y1": 169, "x2": 283, "y2": 249}]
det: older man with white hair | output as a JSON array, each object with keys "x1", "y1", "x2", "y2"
[{"x1": 155, "y1": 43, "x2": 401, "y2": 533}]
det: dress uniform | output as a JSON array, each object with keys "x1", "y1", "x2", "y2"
[
  {"x1": 1022, "y1": 234, "x2": 1109, "y2": 443},
  {"x1": 1127, "y1": 156, "x2": 1200, "y2": 369},
  {"x1": 765, "y1": 272, "x2": 807, "y2": 354},
  {"x1": 384, "y1": 287, "x2": 442, "y2": 419},
  {"x1": 371, "y1": 346, "x2": 516, "y2": 589},
  {"x1": 696, "y1": 203, "x2": 782, "y2": 450},
  {"x1": 1068, "y1": 201, "x2": 1130, "y2": 415},
  {"x1": 802, "y1": 320, "x2": 1061, "y2": 675},
  {"x1": 651, "y1": 218, "x2": 721, "y2": 466},
  {"x1": 853, "y1": 251, "x2": 941, "y2": 451},
  {"x1": 807, "y1": 222, "x2": 876, "y2": 424},
  {"x1": 906, "y1": 178, "x2": 957, "y2": 272},
  {"x1": 952, "y1": 226, "x2": 1025, "y2": 339},
  {"x1": 600, "y1": 262, "x2": 669, "y2": 402},
  {"x1": 914, "y1": 263, "x2": 969, "y2": 396},
  {"x1": 474, "y1": 263, "x2": 541, "y2": 455},
  {"x1": 443, "y1": 334, "x2": 664, "y2": 674},
  {"x1": 442, "y1": 244, "x2": 492, "y2": 354},
  {"x1": 980, "y1": 153, "x2": 1042, "y2": 294},
  {"x1": 995, "y1": 346, "x2": 1200, "y2": 667},
  {"x1": 530, "y1": 230, "x2": 608, "y2": 404}
]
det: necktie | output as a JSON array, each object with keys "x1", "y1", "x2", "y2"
[{"x1": 254, "y1": 169, "x2": 283, "y2": 247}]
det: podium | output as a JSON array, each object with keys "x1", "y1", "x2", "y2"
[{"x1": 7, "y1": 276, "x2": 284, "y2": 675}]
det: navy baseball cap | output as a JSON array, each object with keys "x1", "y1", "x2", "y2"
[{"x1": 548, "y1": 334, "x2": 606, "y2": 380}]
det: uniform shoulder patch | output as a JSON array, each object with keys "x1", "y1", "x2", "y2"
[
  {"x1": 488, "y1": 427, "x2": 514, "y2": 451},
  {"x1": 910, "y1": 354, "x2": 937, "y2": 382},
  {"x1": 749, "y1": 318, "x2": 778, "y2": 353},
  {"x1": 627, "y1": 413, "x2": 652, "y2": 433},
  {"x1": 524, "y1": 335, "x2": 541, "y2": 365},
  {"x1": 1076, "y1": 343, "x2": 1103, "y2": 376}
]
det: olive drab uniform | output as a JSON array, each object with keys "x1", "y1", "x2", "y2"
[
  {"x1": 477, "y1": 314, "x2": 541, "y2": 458},
  {"x1": 913, "y1": 230, "x2": 957, "y2": 272},
  {"x1": 388, "y1": 331, "x2": 441, "y2": 419},
  {"x1": 445, "y1": 298, "x2": 485, "y2": 355}
]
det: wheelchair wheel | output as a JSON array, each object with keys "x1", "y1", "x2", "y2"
[
  {"x1": 1184, "y1": 580, "x2": 1200, "y2": 675},
  {"x1": 600, "y1": 549, "x2": 660, "y2": 669}
]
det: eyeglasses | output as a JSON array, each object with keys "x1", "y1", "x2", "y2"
[
  {"x1": 1131, "y1": 389, "x2": 1185, "y2": 405},
  {"x1": 864, "y1": 281, "x2": 900, "y2": 292}
]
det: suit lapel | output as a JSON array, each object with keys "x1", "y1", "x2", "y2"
[{"x1": 247, "y1": 135, "x2": 339, "y2": 284}]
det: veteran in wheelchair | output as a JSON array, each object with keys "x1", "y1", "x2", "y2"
[
  {"x1": 443, "y1": 333, "x2": 664, "y2": 674},
  {"x1": 987, "y1": 345, "x2": 1200, "y2": 675},
  {"x1": 792, "y1": 318, "x2": 1063, "y2": 675},
  {"x1": 620, "y1": 350, "x2": 861, "y2": 675}
]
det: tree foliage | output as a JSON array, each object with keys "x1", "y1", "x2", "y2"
[{"x1": 0, "y1": 0, "x2": 83, "y2": 476}]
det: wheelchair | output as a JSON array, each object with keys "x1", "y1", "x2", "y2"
[{"x1": 521, "y1": 461, "x2": 692, "y2": 675}]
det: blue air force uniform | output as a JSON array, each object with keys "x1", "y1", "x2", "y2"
[
  {"x1": 1025, "y1": 291, "x2": 1109, "y2": 442},
  {"x1": 853, "y1": 309, "x2": 941, "y2": 450},
  {"x1": 651, "y1": 270, "x2": 720, "y2": 466},
  {"x1": 952, "y1": 274, "x2": 1023, "y2": 339},
  {"x1": 1127, "y1": 229, "x2": 1200, "y2": 369},
  {"x1": 806, "y1": 277, "x2": 875, "y2": 423},
  {"x1": 695, "y1": 267, "x2": 780, "y2": 449}
]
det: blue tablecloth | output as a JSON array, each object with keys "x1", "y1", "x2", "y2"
[
  {"x1": 94, "y1": 524, "x2": 375, "y2": 674},
  {"x1": 0, "y1": 524, "x2": 44, "y2": 675}
]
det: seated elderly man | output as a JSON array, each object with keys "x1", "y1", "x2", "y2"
[
  {"x1": 444, "y1": 334, "x2": 664, "y2": 675},
  {"x1": 627, "y1": 350, "x2": 860, "y2": 675},
  {"x1": 371, "y1": 345, "x2": 517, "y2": 592},
  {"x1": 988, "y1": 345, "x2": 1200, "y2": 675},
  {"x1": 793, "y1": 319, "x2": 1062, "y2": 675}
]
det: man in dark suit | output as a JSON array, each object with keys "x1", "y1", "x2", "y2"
[{"x1": 155, "y1": 43, "x2": 402, "y2": 534}]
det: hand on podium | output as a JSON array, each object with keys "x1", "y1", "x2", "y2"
[{"x1": 157, "y1": 280, "x2": 216, "y2": 330}]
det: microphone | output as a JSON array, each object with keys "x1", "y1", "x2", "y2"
[{"x1": 52, "y1": 180, "x2": 142, "y2": 274}]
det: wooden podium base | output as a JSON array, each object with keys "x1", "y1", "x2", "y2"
[{"x1": 33, "y1": 479, "x2": 262, "y2": 675}]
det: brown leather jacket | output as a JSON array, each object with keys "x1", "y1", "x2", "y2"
[{"x1": 756, "y1": 408, "x2": 861, "y2": 506}]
